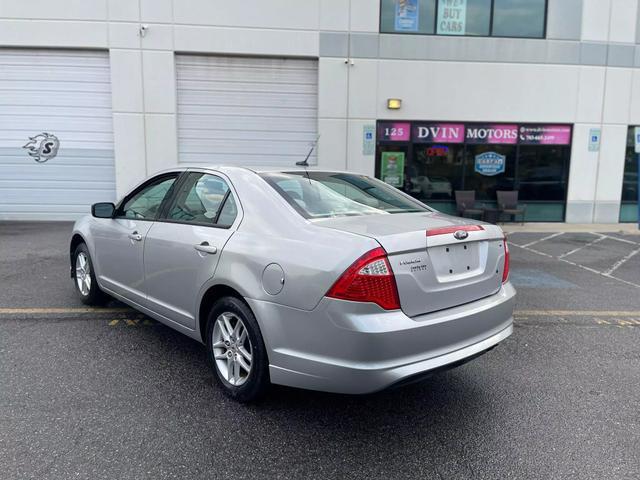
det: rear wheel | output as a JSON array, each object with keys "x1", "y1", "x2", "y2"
[
  {"x1": 73, "y1": 243, "x2": 108, "y2": 305},
  {"x1": 206, "y1": 296, "x2": 269, "y2": 402}
]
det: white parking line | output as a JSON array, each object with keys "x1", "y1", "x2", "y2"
[
  {"x1": 519, "y1": 232, "x2": 564, "y2": 248},
  {"x1": 510, "y1": 242, "x2": 640, "y2": 289},
  {"x1": 557, "y1": 234, "x2": 606, "y2": 259},
  {"x1": 600, "y1": 234, "x2": 640, "y2": 246},
  {"x1": 603, "y1": 246, "x2": 640, "y2": 276}
]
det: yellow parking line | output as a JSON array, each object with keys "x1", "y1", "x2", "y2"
[
  {"x1": 1, "y1": 306, "x2": 639, "y2": 320},
  {"x1": 107, "y1": 318, "x2": 155, "y2": 327},
  {"x1": 0, "y1": 307, "x2": 131, "y2": 315},
  {"x1": 515, "y1": 310, "x2": 640, "y2": 317}
]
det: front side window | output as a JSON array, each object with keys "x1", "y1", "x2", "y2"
[
  {"x1": 261, "y1": 172, "x2": 430, "y2": 219},
  {"x1": 165, "y1": 172, "x2": 237, "y2": 226},
  {"x1": 380, "y1": 0, "x2": 546, "y2": 38},
  {"x1": 119, "y1": 176, "x2": 177, "y2": 220}
]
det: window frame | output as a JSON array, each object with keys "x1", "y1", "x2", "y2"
[
  {"x1": 379, "y1": 0, "x2": 548, "y2": 39},
  {"x1": 114, "y1": 172, "x2": 181, "y2": 222},
  {"x1": 156, "y1": 170, "x2": 241, "y2": 230}
]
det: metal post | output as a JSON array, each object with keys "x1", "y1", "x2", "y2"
[{"x1": 637, "y1": 152, "x2": 640, "y2": 230}]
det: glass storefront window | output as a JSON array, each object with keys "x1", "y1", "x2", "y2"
[
  {"x1": 620, "y1": 127, "x2": 639, "y2": 222},
  {"x1": 380, "y1": 0, "x2": 547, "y2": 39},
  {"x1": 376, "y1": 121, "x2": 571, "y2": 222},
  {"x1": 517, "y1": 145, "x2": 569, "y2": 201},
  {"x1": 439, "y1": 0, "x2": 491, "y2": 36},
  {"x1": 463, "y1": 145, "x2": 516, "y2": 200},
  {"x1": 492, "y1": 0, "x2": 546, "y2": 38},
  {"x1": 411, "y1": 144, "x2": 465, "y2": 200}
]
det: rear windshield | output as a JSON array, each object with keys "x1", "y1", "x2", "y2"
[{"x1": 260, "y1": 171, "x2": 430, "y2": 219}]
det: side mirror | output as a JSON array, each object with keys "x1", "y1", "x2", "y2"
[{"x1": 91, "y1": 202, "x2": 116, "y2": 219}]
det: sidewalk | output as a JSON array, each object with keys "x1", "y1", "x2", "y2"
[{"x1": 500, "y1": 223, "x2": 640, "y2": 234}]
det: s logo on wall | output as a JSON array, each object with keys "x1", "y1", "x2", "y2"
[{"x1": 23, "y1": 133, "x2": 60, "y2": 163}]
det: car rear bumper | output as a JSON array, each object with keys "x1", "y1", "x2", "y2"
[{"x1": 247, "y1": 282, "x2": 515, "y2": 394}]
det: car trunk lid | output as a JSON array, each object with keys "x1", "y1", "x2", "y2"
[{"x1": 314, "y1": 212, "x2": 506, "y2": 317}]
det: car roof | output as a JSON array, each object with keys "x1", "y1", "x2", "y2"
[{"x1": 155, "y1": 164, "x2": 356, "y2": 176}]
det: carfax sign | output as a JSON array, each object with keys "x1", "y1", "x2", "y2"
[{"x1": 474, "y1": 151, "x2": 506, "y2": 176}]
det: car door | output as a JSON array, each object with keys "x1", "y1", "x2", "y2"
[
  {"x1": 143, "y1": 171, "x2": 241, "y2": 329},
  {"x1": 92, "y1": 173, "x2": 179, "y2": 306}
]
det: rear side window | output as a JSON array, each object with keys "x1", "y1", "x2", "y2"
[
  {"x1": 217, "y1": 194, "x2": 238, "y2": 227},
  {"x1": 260, "y1": 171, "x2": 429, "y2": 219},
  {"x1": 119, "y1": 176, "x2": 177, "y2": 220},
  {"x1": 164, "y1": 172, "x2": 237, "y2": 227}
]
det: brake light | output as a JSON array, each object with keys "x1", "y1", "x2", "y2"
[
  {"x1": 326, "y1": 247, "x2": 401, "y2": 310},
  {"x1": 502, "y1": 238, "x2": 510, "y2": 283}
]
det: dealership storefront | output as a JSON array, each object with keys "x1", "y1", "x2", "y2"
[
  {"x1": 0, "y1": 2, "x2": 637, "y2": 223},
  {"x1": 376, "y1": 122, "x2": 572, "y2": 222}
]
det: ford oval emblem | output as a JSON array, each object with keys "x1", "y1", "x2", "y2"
[{"x1": 454, "y1": 230, "x2": 469, "y2": 240}]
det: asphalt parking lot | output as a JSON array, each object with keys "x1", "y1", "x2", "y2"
[{"x1": 1, "y1": 222, "x2": 639, "y2": 479}]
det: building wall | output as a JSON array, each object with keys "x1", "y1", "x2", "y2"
[{"x1": 1, "y1": 0, "x2": 639, "y2": 222}]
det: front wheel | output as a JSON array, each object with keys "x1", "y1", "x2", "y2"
[
  {"x1": 73, "y1": 243, "x2": 108, "y2": 305},
  {"x1": 206, "y1": 296, "x2": 270, "y2": 402}
]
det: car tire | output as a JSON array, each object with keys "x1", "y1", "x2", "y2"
[
  {"x1": 73, "y1": 243, "x2": 109, "y2": 306},
  {"x1": 206, "y1": 296, "x2": 270, "y2": 403}
]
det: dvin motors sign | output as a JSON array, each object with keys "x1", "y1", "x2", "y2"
[
  {"x1": 413, "y1": 123, "x2": 464, "y2": 143},
  {"x1": 378, "y1": 121, "x2": 572, "y2": 146}
]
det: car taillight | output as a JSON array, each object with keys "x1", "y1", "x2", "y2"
[
  {"x1": 326, "y1": 247, "x2": 401, "y2": 310},
  {"x1": 502, "y1": 238, "x2": 509, "y2": 283}
]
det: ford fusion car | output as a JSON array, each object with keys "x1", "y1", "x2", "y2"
[{"x1": 70, "y1": 166, "x2": 515, "y2": 402}]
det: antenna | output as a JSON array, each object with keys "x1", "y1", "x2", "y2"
[{"x1": 296, "y1": 135, "x2": 320, "y2": 167}]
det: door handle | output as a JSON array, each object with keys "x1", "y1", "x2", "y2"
[
  {"x1": 128, "y1": 231, "x2": 143, "y2": 242},
  {"x1": 194, "y1": 242, "x2": 218, "y2": 255}
]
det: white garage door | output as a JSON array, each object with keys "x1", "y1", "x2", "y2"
[
  {"x1": 0, "y1": 49, "x2": 115, "y2": 220},
  {"x1": 176, "y1": 55, "x2": 318, "y2": 167}
]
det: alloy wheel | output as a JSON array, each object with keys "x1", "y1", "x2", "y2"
[
  {"x1": 75, "y1": 252, "x2": 91, "y2": 296},
  {"x1": 212, "y1": 312, "x2": 253, "y2": 386}
]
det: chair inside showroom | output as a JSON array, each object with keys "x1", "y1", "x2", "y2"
[
  {"x1": 497, "y1": 191, "x2": 526, "y2": 224},
  {"x1": 455, "y1": 190, "x2": 484, "y2": 219}
]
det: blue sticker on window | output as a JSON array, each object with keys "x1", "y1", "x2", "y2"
[
  {"x1": 395, "y1": 0, "x2": 419, "y2": 32},
  {"x1": 474, "y1": 151, "x2": 506, "y2": 176}
]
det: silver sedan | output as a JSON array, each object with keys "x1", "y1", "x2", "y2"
[{"x1": 70, "y1": 166, "x2": 514, "y2": 402}]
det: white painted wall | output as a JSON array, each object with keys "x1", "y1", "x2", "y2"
[
  {"x1": 0, "y1": 0, "x2": 638, "y2": 221},
  {"x1": 582, "y1": 0, "x2": 612, "y2": 42}
]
